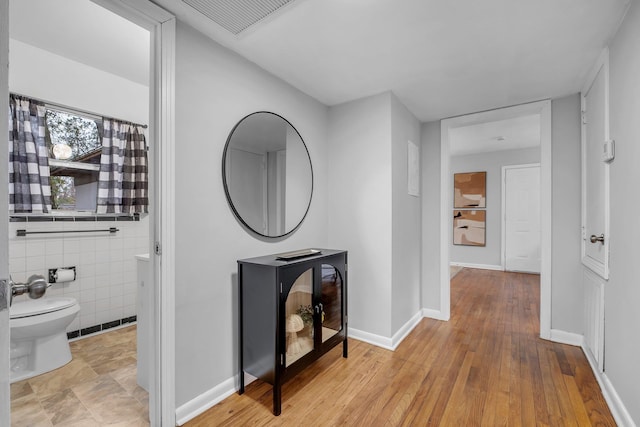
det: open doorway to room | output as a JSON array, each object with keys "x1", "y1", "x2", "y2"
[
  {"x1": 440, "y1": 101, "x2": 552, "y2": 338},
  {"x1": 7, "y1": 1, "x2": 153, "y2": 425}
]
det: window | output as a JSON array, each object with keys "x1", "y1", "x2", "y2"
[{"x1": 45, "y1": 109, "x2": 101, "y2": 211}]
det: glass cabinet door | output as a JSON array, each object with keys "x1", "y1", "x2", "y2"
[
  {"x1": 284, "y1": 268, "x2": 314, "y2": 366},
  {"x1": 320, "y1": 264, "x2": 343, "y2": 343}
]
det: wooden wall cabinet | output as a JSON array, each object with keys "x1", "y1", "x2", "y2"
[{"x1": 238, "y1": 249, "x2": 348, "y2": 415}]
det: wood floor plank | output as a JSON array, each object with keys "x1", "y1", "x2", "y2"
[{"x1": 185, "y1": 269, "x2": 617, "y2": 426}]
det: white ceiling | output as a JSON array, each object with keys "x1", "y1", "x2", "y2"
[
  {"x1": 153, "y1": 0, "x2": 630, "y2": 122},
  {"x1": 9, "y1": 0, "x2": 630, "y2": 125},
  {"x1": 449, "y1": 114, "x2": 540, "y2": 156}
]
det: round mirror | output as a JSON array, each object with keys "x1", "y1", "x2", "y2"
[{"x1": 223, "y1": 112, "x2": 313, "y2": 238}]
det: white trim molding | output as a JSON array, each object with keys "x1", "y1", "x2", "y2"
[
  {"x1": 349, "y1": 310, "x2": 423, "y2": 351},
  {"x1": 441, "y1": 100, "x2": 552, "y2": 340},
  {"x1": 90, "y1": 1, "x2": 176, "y2": 425},
  {"x1": 348, "y1": 328, "x2": 393, "y2": 350},
  {"x1": 549, "y1": 329, "x2": 583, "y2": 347},
  {"x1": 581, "y1": 342, "x2": 637, "y2": 427},
  {"x1": 0, "y1": 1, "x2": 10, "y2": 425},
  {"x1": 450, "y1": 262, "x2": 503, "y2": 271},
  {"x1": 422, "y1": 308, "x2": 448, "y2": 321},
  {"x1": 175, "y1": 377, "x2": 237, "y2": 426}
]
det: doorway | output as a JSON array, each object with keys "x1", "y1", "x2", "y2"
[
  {"x1": 8, "y1": 0, "x2": 150, "y2": 424},
  {"x1": 440, "y1": 100, "x2": 552, "y2": 338},
  {"x1": 1, "y1": 0, "x2": 176, "y2": 425}
]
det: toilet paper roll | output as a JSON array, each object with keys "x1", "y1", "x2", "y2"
[{"x1": 55, "y1": 269, "x2": 75, "y2": 283}]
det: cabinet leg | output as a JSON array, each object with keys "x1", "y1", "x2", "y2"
[
  {"x1": 343, "y1": 338, "x2": 348, "y2": 358},
  {"x1": 273, "y1": 384, "x2": 282, "y2": 416}
]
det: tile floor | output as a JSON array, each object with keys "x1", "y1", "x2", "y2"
[{"x1": 10, "y1": 325, "x2": 149, "y2": 427}]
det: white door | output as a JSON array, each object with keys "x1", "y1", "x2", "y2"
[
  {"x1": 1, "y1": 0, "x2": 10, "y2": 424},
  {"x1": 581, "y1": 51, "x2": 610, "y2": 279},
  {"x1": 581, "y1": 50, "x2": 610, "y2": 371},
  {"x1": 504, "y1": 165, "x2": 541, "y2": 273}
]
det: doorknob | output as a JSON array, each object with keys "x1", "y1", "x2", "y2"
[
  {"x1": 9, "y1": 275, "x2": 49, "y2": 306},
  {"x1": 590, "y1": 234, "x2": 605, "y2": 244}
]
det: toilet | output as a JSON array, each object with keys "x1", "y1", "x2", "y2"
[{"x1": 9, "y1": 297, "x2": 80, "y2": 383}]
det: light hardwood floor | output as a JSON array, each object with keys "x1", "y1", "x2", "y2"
[
  {"x1": 10, "y1": 325, "x2": 148, "y2": 427},
  {"x1": 187, "y1": 268, "x2": 616, "y2": 426}
]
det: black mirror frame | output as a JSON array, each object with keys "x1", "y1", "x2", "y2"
[{"x1": 222, "y1": 111, "x2": 314, "y2": 239}]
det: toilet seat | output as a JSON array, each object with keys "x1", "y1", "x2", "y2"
[{"x1": 10, "y1": 297, "x2": 77, "y2": 319}]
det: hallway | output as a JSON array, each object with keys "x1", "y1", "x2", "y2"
[{"x1": 188, "y1": 268, "x2": 615, "y2": 426}]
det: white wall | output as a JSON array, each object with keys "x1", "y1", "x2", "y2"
[
  {"x1": 605, "y1": 0, "x2": 640, "y2": 422},
  {"x1": 9, "y1": 39, "x2": 148, "y2": 125},
  {"x1": 174, "y1": 22, "x2": 329, "y2": 407},
  {"x1": 327, "y1": 92, "x2": 392, "y2": 337},
  {"x1": 450, "y1": 147, "x2": 540, "y2": 267},
  {"x1": 391, "y1": 94, "x2": 421, "y2": 332},
  {"x1": 550, "y1": 94, "x2": 583, "y2": 334},
  {"x1": 326, "y1": 91, "x2": 421, "y2": 339},
  {"x1": 420, "y1": 121, "x2": 441, "y2": 311}
]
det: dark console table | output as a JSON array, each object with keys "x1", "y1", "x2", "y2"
[{"x1": 238, "y1": 249, "x2": 348, "y2": 415}]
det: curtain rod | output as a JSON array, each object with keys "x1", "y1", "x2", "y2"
[{"x1": 10, "y1": 92, "x2": 148, "y2": 129}]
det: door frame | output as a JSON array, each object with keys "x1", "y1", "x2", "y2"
[
  {"x1": 501, "y1": 163, "x2": 541, "y2": 273},
  {"x1": 580, "y1": 48, "x2": 610, "y2": 280},
  {"x1": 0, "y1": 2, "x2": 176, "y2": 424},
  {"x1": 85, "y1": 1, "x2": 177, "y2": 425},
  {"x1": 1, "y1": 1, "x2": 10, "y2": 425},
  {"x1": 440, "y1": 100, "x2": 552, "y2": 339}
]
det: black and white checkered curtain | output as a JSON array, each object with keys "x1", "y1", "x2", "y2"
[
  {"x1": 97, "y1": 119, "x2": 148, "y2": 214},
  {"x1": 8, "y1": 95, "x2": 52, "y2": 213}
]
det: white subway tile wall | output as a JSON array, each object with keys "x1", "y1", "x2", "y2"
[{"x1": 9, "y1": 216, "x2": 149, "y2": 334}]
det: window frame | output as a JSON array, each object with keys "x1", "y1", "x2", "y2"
[{"x1": 44, "y1": 105, "x2": 103, "y2": 213}]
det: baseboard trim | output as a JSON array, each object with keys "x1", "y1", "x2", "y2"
[
  {"x1": 349, "y1": 311, "x2": 422, "y2": 351},
  {"x1": 549, "y1": 329, "x2": 583, "y2": 346},
  {"x1": 600, "y1": 371, "x2": 637, "y2": 427},
  {"x1": 421, "y1": 308, "x2": 448, "y2": 321},
  {"x1": 450, "y1": 262, "x2": 503, "y2": 271},
  {"x1": 175, "y1": 376, "x2": 237, "y2": 426},
  {"x1": 580, "y1": 342, "x2": 636, "y2": 427},
  {"x1": 348, "y1": 327, "x2": 393, "y2": 350},
  {"x1": 391, "y1": 311, "x2": 423, "y2": 349}
]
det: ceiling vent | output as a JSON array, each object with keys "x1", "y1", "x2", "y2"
[{"x1": 182, "y1": 0, "x2": 298, "y2": 35}]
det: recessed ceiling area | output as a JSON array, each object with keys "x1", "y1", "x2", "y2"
[{"x1": 449, "y1": 114, "x2": 540, "y2": 156}]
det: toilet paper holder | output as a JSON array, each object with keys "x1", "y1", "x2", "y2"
[{"x1": 48, "y1": 267, "x2": 76, "y2": 283}]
